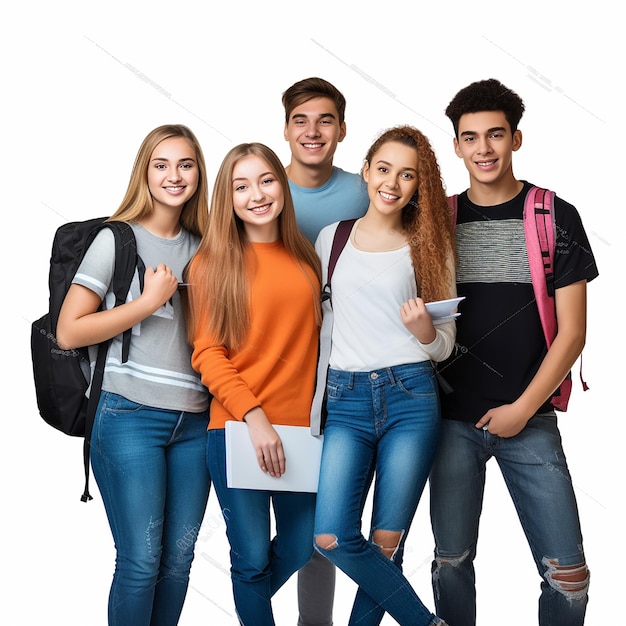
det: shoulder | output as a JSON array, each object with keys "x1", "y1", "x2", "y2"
[{"x1": 314, "y1": 221, "x2": 341, "y2": 255}]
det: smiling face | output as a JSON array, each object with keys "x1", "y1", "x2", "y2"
[
  {"x1": 284, "y1": 96, "x2": 346, "y2": 171},
  {"x1": 147, "y1": 136, "x2": 199, "y2": 214},
  {"x1": 454, "y1": 110, "x2": 522, "y2": 190},
  {"x1": 232, "y1": 154, "x2": 284, "y2": 242},
  {"x1": 363, "y1": 141, "x2": 419, "y2": 219}
]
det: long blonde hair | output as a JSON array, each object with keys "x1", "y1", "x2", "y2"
[
  {"x1": 108, "y1": 124, "x2": 209, "y2": 237},
  {"x1": 363, "y1": 125, "x2": 455, "y2": 302},
  {"x1": 186, "y1": 143, "x2": 321, "y2": 349}
]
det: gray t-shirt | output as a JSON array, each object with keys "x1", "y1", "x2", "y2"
[{"x1": 73, "y1": 222, "x2": 208, "y2": 413}]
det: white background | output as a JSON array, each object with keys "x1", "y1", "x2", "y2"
[{"x1": 3, "y1": 1, "x2": 622, "y2": 624}]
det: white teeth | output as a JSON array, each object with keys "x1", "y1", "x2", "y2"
[
  {"x1": 380, "y1": 192, "x2": 399, "y2": 200},
  {"x1": 477, "y1": 160, "x2": 496, "y2": 166},
  {"x1": 303, "y1": 143, "x2": 323, "y2": 148},
  {"x1": 166, "y1": 186, "x2": 183, "y2": 191}
]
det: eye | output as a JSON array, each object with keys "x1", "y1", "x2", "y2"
[
  {"x1": 180, "y1": 162, "x2": 193, "y2": 169},
  {"x1": 155, "y1": 163, "x2": 167, "y2": 169},
  {"x1": 401, "y1": 172, "x2": 414, "y2": 180},
  {"x1": 234, "y1": 184, "x2": 247, "y2": 192},
  {"x1": 261, "y1": 178, "x2": 275, "y2": 185},
  {"x1": 378, "y1": 166, "x2": 389, "y2": 173}
]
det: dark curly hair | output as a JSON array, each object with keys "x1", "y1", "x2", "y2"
[
  {"x1": 362, "y1": 125, "x2": 455, "y2": 303},
  {"x1": 445, "y1": 78, "x2": 525, "y2": 138}
]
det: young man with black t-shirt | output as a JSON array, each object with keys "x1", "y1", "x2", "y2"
[{"x1": 430, "y1": 78, "x2": 598, "y2": 626}]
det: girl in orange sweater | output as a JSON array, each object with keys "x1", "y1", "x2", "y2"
[{"x1": 185, "y1": 143, "x2": 321, "y2": 626}]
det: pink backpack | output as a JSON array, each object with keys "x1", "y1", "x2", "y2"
[{"x1": 448, "y1": 186, "x2": 588, "y2": 411}]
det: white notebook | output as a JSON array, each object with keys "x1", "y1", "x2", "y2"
[{"x1": 225, "y1": 421, "x2": 324, "y2": 492}]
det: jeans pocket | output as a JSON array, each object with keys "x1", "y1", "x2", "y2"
[
  {"x1": 395, "y1": 370, "x2": 437, "y2": 398},
  {"x1": 100, "y1": 391, "x2": 144, "y2": 415},
  {"x1": 326, "y1": 382, "x2": 342, "y2": 401}
]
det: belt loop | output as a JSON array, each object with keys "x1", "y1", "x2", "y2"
[
  {"x1": 386, "y1": 366, "x2": 397, "y2": 386},
  {"x1": 347, "y1": 371, "x2": 354, "y2": 390}
]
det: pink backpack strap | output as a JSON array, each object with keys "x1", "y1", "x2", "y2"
[
  {"x1": 524, "y1": 187, "x2": 557, "y2": 346},
  {"x1": 523, "y1": 186, "x2": 590, "y2": 411}
]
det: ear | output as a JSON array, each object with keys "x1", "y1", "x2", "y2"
[
  {"x1": 453, "y1": 137, "x2": 462, "y2": 158},
  {"x1": 283, "y1": 123, "x2": 289, "y2": 141},
  {"x1": 512, "y1": 129, "x2": 523, "y2": 152},
  {"x1": 362, "y1": 160, "x2": 370, "y2": 183},
  {"x1": 338, "y1": 122, "x2": 347, "y2": 143}
]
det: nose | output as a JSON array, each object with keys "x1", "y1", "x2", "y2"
[
  {"x1": 476, "y1": 137, "x2": 493, "y2": 155},
  {"x1": 167, "y1": 168, "x2": 182, "y2": 182},
  {"x1": 251, "y1": 184, "x2": 266, "y2": 203},
  {"x1": 305, "y1": 122, "x2": 321, "y2": 138}
]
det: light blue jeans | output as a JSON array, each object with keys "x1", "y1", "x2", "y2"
[
  {"x1": 429, "y1": 414, "x2": 589, "y2": 626},
  {"x1": 207, "y1": 427, "x2": 317, "y2": 626},
  {"x1": 314, "y1": 362, "x2": 444, "y2": 626},
  {"x1": 90, "y1": 392, "x2": 211, "y2": 626}
]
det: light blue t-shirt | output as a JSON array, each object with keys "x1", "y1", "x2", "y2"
[{"x1": 289, "y1": 166, "x2": 370, "y2": 244}]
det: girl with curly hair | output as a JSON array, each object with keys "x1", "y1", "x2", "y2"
[{"x1": 312, "y1": 125, "x2": 455, "y2": 625}]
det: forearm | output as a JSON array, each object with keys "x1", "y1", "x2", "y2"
[
  {"x1": 514, "y1": 329, "x2": 585, "y2": 417},
  {"x1": 57, "y1": 292, "x2": 158, "y2": 349}
]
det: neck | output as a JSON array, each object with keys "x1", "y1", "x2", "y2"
[
  {"x1": 139, "y1": 209, "x2": 183, "y2": 238},
  {"x1": 244, "y1": 223, "x2": 280, "y2": 244},
  {"x1": 286, "y1": 160, "x2": 334, "y2": 188},
  {"x1": 360, "y1": 208, "x2": 403, "y2": 231},
  {"x1": 467, "y1": 175, "x2": 523, "y2": 206}
]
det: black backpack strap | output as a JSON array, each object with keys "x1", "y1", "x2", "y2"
[
  {"x1": 80, "y1": 221, "x2": 143, "y2": 502},
  {"x1": 322, "y1": 219, "x2": 356, "y2": 303}
]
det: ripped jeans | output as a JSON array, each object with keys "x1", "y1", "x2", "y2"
[
  {"x1": 314, "y1": 363, "x2": 443, "y2": 626},
  {"x1": 91, "y1": 392, "x2": 211, "y2": 626},
  {"x1": 429, "y1": 414, "x2": 589, "y2": 626}
]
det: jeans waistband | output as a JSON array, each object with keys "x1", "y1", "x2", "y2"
[{"x1": 328, "y1": 361, "x2": 433, "y2": 387}]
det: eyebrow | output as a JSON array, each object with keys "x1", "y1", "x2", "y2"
[
  {"x1": 232, "y1": 171, "x2": 275, "y2": 183},
  {"x1": 291, "y1": 112, "x2": 336, "y2": 121},
  {"x1": 375, "y1": 159, "x2": 417, "y2": 173},
  {"x1": 151, "y1": 157, "x2": 196, "y2": 163},
  {"x1": 459, "y1": 126, "x2": 507, "y2": 137}
]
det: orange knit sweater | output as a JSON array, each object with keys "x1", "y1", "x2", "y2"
[{"x1": 191, "y1": 241, "x2": 320, "y2": 430}]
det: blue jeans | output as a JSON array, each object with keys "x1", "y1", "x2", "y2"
[
  {"x1": 207, "y1": 428, "x2": 316, "y2": 626},
  {"x1": 90, "y1": 392, "x2": 211, "y2": 626},
  {"x1": 314, "y1": 363, "x2": 443, "y2": 626},
  {"x1": 429, "y1": 414, "x2": 589, "y2": 626}
]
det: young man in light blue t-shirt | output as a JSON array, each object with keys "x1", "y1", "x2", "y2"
[{"x1": 282, "y1": 77, "x2": 370, "y2": 626}]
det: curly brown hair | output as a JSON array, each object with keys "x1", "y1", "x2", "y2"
[{"x1": 363, "y1": 125, "x2": 455, "y2": 302}]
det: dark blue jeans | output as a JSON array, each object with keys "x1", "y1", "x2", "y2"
[
  {"x1": 314, "y1": 362, "x2": 443, "y2": 626},
  {"x1": 90, "y1": 392, "x2": 211, "y2": 626},
  {"x1": 429, "y1": 414, "x2": 589, "y2": 626},
  {"x1": 207, "y1": 427, "x2": 316, "y2": 626}
]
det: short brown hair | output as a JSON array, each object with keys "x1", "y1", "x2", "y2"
[{"x1": 282, "y1": 77, "x2": 346, "y2": 124}]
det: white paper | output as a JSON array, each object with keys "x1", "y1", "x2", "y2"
[
  {"x1": 225, "y1": 422, "x2": 323, "y2": 492},
  {"x1": 425, "y1": 296, "x2": 465, "y2": 321}
]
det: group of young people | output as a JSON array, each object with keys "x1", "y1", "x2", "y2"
[{"x1": 55, "y1": 76, "x2": 598, "y2": 626}]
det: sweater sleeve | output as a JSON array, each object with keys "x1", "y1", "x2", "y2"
[{"x1": 191, "y1": 337, "x2": 260, "y2": 421}]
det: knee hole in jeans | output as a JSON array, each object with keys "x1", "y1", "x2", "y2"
[
  {"x1": 372, "y1": 529, "x2": 404, "y2": 560},
  {"x1": 542, "y1": 557, "x2": 590, "y2": 602},
  {"x1": 315, "y1": 533, "x2": 338, "y2": 551}
]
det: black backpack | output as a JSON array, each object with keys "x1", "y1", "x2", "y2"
[{"x1": 31, "y1": 218, "x2": 144, "y2": 501}]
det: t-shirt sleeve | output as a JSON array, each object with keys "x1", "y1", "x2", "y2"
[
  {"x1": 554, "y1": 197, "x2": 599, "y2": 289},
  {"x1": 72, "y1": 229, "x2": 116, "y2": 300}
]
